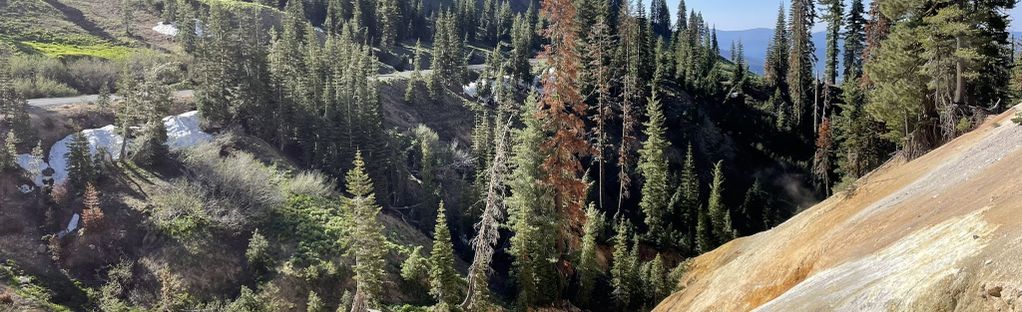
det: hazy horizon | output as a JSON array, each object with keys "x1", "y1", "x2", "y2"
[{"x1": 664, "y1": 0, "x2": 1022, "y2": 33}]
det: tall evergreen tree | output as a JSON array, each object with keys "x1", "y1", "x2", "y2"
[
  {"x1": 342, "y1": 151, "x2": 388, "y2": 311},
  {"x1": 429, "y1": 202, "x2": 460, "y2": 309},
  {"x1": 834, "y1": 72, "x2": 887, "y2": 181},
  {"x1": 195, "y1": 3, "x2": 235, "y2": 128},
  {"x1": 707, "y1": 160, "x2": 733, "y2": 245},
  {"x1": 678, "y1": 144, "x2": 699, "y2": 252},
  {"x1": 764, "y1": 3, "x2": 789, "y2": 89},
  {"x1": 576, "y1": 204, "x2": 604, "y2": 306},
  {"x1": 610, "y1": 218, "x2": 636, "y2": 309},
  {"x1": 0, "y1": 51, "x2": 31, "y2": 141},
  {"x1": 65, "y1": 131, "x2": 96, "y2": 193},
  {"x1": 638, "y1": 91, "x2": 671, "y2": 243},
  {"x1": 674, "y1": 0, "x2": 686, "y2": 35},
  {"x1": 376, "y1": 0, "x2": 401, "y2": 50},
  {"x1": 405, "y1": 40, "x2": 424, "y2": 103},
  {"x1": 507, "y1": 94, "x2": 558, "y2": 308},
  {"x1": 649, "y1": 0, "x2": 671, "y2": 39},
  {"x1": 820, "y1": 0, "x2": 843, "y2": 86},
  {"x1": 843, "y1": 0, "x2": 866, "y2": 82},
  {"x1": 787, "y1": 0, "x2": 816, "y2": 125},
  {"x1": 0, "y1": 131, "x2": 15, "y2": 172},
  {"x1": 509, "y1": 14, "x2": 534, "y2": 82},
  {"x1": 428, "y1": 11, "x2": 465, "y2": 100}
]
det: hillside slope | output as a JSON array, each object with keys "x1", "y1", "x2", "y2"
[{"x1": 654, "y1": 106, "x2": 1022, "y2": 311}]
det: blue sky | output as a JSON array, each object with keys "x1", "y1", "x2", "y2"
[{"x1": 664, "y1": 0, "x2": 1022, "y2": 32}]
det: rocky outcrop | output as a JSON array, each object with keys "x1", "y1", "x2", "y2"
[{"x1": 654, "y1": 107, "x2": 1022, "y2": 312}]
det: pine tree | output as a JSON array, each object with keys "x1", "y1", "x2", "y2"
[
  {"x1": 342, "y1": 151, "x2": 388, "y2": 310},
  {"x1": 162, "y1": 0, "x2": 176, "y2": 22},
  {"x1": 306, "y1": 291, "x2": 325, "y2": 312},
  {"x1": 674, "y1": 0, "x2": 686, "y2": 35},
  {"x1": 820, "y1": 0, "x2": 843, "y2": 86},
  {"x1": 405, "y1": 40, "x2": 423, "y2": 103},
  {"x1": 81, "y1": 183, "x2": 104, "y2": 231},
  {"x1": 707, "y1": 160, "x2": 733, "y2": 245},
  {"x1": 0, "y1": 53, "x2": 32, "y2": 141},
  {"x1": 586, "y1": 15, "x2": 613, "y2": 211},
  {"x1": 843, "y1": 0, "x2": 866, "y2": 82},
  {"x1": 813, "y1": 117, "x2": 834, "y2": 194},
  {"x1": 787, "y1": 0, "x2": 815, "y2": 125},
  {"x1": 509, "y1": 14, "x2": 533, "y2": 82},
  {"x1": 65, "y1": 131, "x2": 96, "y2": 193},
  {"x1": 97, "y1": 83, "x2": 112, "y2": 110},
  {"x1": 195, "y1": 3, "x2": 235, "y2": 128},
  {"x1": 731, "y1": 40, "x2": 747, "y2": 91},
  {"x1": 617, "y1": 1, "x2": 640, "y2": 212},
  {"x1": 121, "y1": 65, "x2": 171, "y2": 165},
  {"x1": 27, "y1": 140, "x2": 44, "y2": 181},
  {"x1": 865, "y1": 22, "x2": 927, "y2": 148},
  {"x1": 0, "y1": 131, "x2": 15, "y2": 171},
  {"x1": 646, "y1": 254, "x2": 669, "y2": 302},
  {"x1": 738, "y1": 179, "x2": 769, "y2": 234},
  {"x1": 538, "y1": 0, "x2": 588, "y2": 235},
  {"x1": 576, "y1": 204, "x2": 604, "y2": 306},
  {"x1": 507, "y1": 94, "x2": 557, "y2": 308},
  {"x1": 649, "y1": 0, "x2": 670, "y2": 39},
  {"x1": 121, "y1": 0, "x2": 134, "y2": 36},
  {"x1": 610, "y1": 218, "x2": 635, "y2": 308},
  {"x1": 176, "y1": 0, "x2": 196, "y2": 52},
  {"x1": 678, "y1": 144, "x2": 699, "y2": 252},
  {"x1": 638, "y1": 91, "x2": 671, "y2": 243},
  {"x1": 428, "y1": 11, "x2": 465, "y2": 100},
  {"x1": 376, "y1": 0, "x2": 401, "y2": 50},
  {"x1": 764, "y1": 3, "x2": 789, "y2": 88},
  {"x1": 429, "y1": 202, "x2": 460, "y2": 309}
]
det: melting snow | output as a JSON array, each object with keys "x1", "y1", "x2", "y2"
[
  {"x1": 152, "y1": 22, "x2": 179, "y2": 36},
  {"x1": 463, "y1": 82, "x2": 479, "y2": 98},
  {"x1": 16, "y1": 111, "x2": 211, "y2": 186},
  {"x1": 152, "y1": 21, "x2": 203, "y2": 37},
  {"x1": 164, "y1": 111, "x2": 212, "y2": 150}
]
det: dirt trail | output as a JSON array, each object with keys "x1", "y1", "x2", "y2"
[{"x1": 655, "y1": 107, "x2": 1022, "y2": 312}]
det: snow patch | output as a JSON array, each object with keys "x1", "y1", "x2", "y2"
[
  {"x1": 463, "y1": 82, "x2": 479, "y2": 98},
  {"x1": 15, "y1": 153, "x2": 50, "y2": 186},
  {"x1": 21, "y1": 111, "x2": 210, "y2": 186},
  {"x1": 47, "y1": 125, "x2": 124, "y2": 185},
  {"x1": 164, "y1": 111, "x2": 212, "y2": 150},
  {"x1": 152, "y1": 22, "x2": 179, "y2": 36},
  {"x1": 152, "y1": 21, "x2": 203, "y2": 37}
]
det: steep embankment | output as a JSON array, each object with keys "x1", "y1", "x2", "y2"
[{"x1": 655, "y1": 107, "x2": 1022, "y2": 311}]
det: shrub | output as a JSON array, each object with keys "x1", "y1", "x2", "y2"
[
  {"x1": 67, "y1": 58, "x2": 117, "y2": 93},
  {"x1": 149, "y1": 180, "x2": 209, "y2": 240},
  {"x1": 180, "y1": 145, "x2": 282, "y2": 231},
  {"x1": 245, "y1": 229, "x2": 271, "y2": 270},
  {"x1": 13, "y1": 77, "x2": 77, "y2": 98},
  {"x1": 281, "y1": 171, "x2": 334, "y2": 197},
  {"x1": 0, "y1": 289, "x2": 13, "y2": 304}
]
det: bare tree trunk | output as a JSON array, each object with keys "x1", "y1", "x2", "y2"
[{"x1": 461, "y1": 116, "x2": 512, "y2": 311}]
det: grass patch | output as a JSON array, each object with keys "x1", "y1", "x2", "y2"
[
  {"x1": 0, "y1": 261, "x2": 74, "y2": 312},
  {"x1": 19, "y1": 41, "x2": 137, "y2": 60}
]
